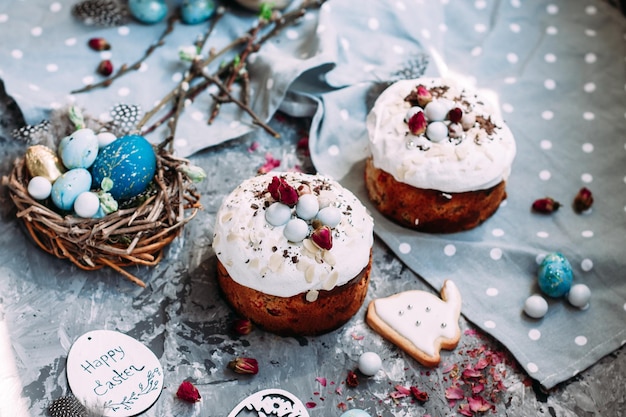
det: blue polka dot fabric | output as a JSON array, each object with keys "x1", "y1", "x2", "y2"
[
  {"x1": 1, "y1": 0, "x2": 625, "y2": 389},
  {"x1": 304, "y1": 0, "x2": 626, "y2": 389}
]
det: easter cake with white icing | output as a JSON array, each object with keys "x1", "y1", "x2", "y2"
[
  {"x1": 213, "y1": 171, "x2": 374, "y2": 336},
  {"x1": 365, "y1": 77, "x2": 516, "y2": 233}
]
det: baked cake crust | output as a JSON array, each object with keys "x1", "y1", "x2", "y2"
[
  {"x1": 217, "y1": 254, "x2": 372, "y2": 336},
  {"x1": 365, "y1": 158, "x2": 507, "y2": 233}
]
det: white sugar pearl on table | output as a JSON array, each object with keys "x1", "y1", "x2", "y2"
[
  {"x1": 27, "y1": 176, "x2": 52, "y2": 200},
  {"x1": 568, "y1": 284, "x2": 591, "y2": 309},
  {"x1": 317, "y1": 206, "x2": 342, "y2": 228},
  {"x1": 283, "y1": 218, "x2": 309, "y2": 242},
  {"x1": 357, "y1": 351, "x2": 382, "y2": 376},
  {"x1": 524, "y1": 294, "x2": 548, "y2": 319},
  {"x1": 295, "y1": 194, "x2": 319, "y2": 220},
  {"x1": 73, "y1": 191, "x2": 100, "y2": 218},
  {"x1": 265, "y1": 202, "x2": 291, "y2": 226}
]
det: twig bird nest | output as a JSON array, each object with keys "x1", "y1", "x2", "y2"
[{"x1": 2, "y1": 107, "x2": 202, "y2": 287}]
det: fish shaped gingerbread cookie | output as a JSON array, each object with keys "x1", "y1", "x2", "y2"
[{"x1": 366, "y1": 280, "x2": 462, "y2": 367}]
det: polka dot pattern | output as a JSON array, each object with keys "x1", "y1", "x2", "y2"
[{"x1": 2, "y1": 0, "x2": 624, "y2": 391}]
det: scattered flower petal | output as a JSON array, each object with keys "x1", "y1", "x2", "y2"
[
  {"x1": 346, "y1": 370, "x2": 359, "y2": 387},
  {"x1": 445, "y1": 385, "x2": 465, "y2": 400},
  {"x1": 258, "y1": 152, "x2": 281, "y2": 173},
  {"x1": 176, "y1": 381, "x2": 201, "y2": 403},
  {"x1": 573, "y1": 187, "x2": 593, "y2": 213},
  {"x1": 227, "y1": 357, "x2": 259, "y2": 375},
  {"x1": 532, "y1": 197, "x2": 560, "y2": 213},
  {"x1": 233, "y1": 318, "x2": 252, "y2": 335}
]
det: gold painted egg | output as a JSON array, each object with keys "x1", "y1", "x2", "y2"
[{"x1": 24, "y1": 145, "x2": 65, "y2": 183}]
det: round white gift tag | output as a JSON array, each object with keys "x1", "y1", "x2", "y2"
[{"x1": 66, "y1": 330, "x2": 163, "y2": 416}]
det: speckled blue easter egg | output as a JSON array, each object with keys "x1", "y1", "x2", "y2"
[
  {"x1": 181, "y1": 0, "x2": 216, "y2": 24},
  {"x1": 340, "y1": 409, "x2": 371, "y2": 417},
  {"x1": 538, "y1": 252, "x2": 573, "y2": 298},
  {"x1": 91, "y1": 135, "x2": 156, "y2": 201},
  {"x1": 51, "y1": 168, "x2": 92, "y2": 211},
  {"x1": 58, "y1": 128, "x2": 99, "y2": 169},
  {"x1": 128, "y1": 0, "x2": 167, "y2": 24}
]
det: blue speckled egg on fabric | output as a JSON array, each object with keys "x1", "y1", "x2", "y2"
[
  {"x1": 128, "y1": 0, "x2": 168, "y2": 24},
  {"x1": 181, "y1": 0, "x2": 216, "y2": 24},
  {"x1": 91, "y1": 135, "x2": 157, "y2": 201},
  {"x1": 538, "y1": 252, "x2": 573, "y2": 298},
  {"x1": 51, "y1": 168, "x2": 92, "y2": 211}
]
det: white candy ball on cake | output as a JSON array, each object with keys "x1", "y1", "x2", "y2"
[
  {"x1": 284, "y1": 218, "x2": 309, "y2": 242},
  {"x1": 265, "y1": 202, "x2": 291, "y2": 226},
  {"x1": 424, "y1": 100, "x2": 448, "y2": 121},
  {"x1": 296, "y1": 194, "x2": 319, "y2": 220},
  {"x1": 317, "y1": 206, "x2": 342, "y2": 228},
  {"x1": 426, "y1": 121, "x2": 449, "y2": 142}
]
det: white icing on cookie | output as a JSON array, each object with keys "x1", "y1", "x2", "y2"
[
  {"x1": 372, "y1": 281, "x2": 462, "y2": 357},
  {"x1": 367, "y1": 77, "x2": 516, "y2": 193},
  {"x1": 213, "y1": 172, "x2": 374, "y2": 298}
]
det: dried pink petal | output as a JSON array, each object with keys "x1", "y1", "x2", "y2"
[
  {"x1": 442, "y1": 363, "x2": 456, "y2": 374},
  {"x1": 315, "y1": 377, "x2": 327, "y2": 387},
  {"x1": 445, "y1": 385, "x2": 465, "y2": 400},
  {"x1": 462, "y1": 367, "x2": 483, "y2": 379},
  {"x1": 394, "y1": 385, "x2": 411, "y2": 397},
  {"x1": 474, "y1": 358, "x2": 489, "y2": 370},
  {"x1": 410, "y1": 386, "x2": 429, "y2": 403},
  {"x1": 305, "y1": 402, "x2": 316, "y2": 409},
  {"x1": 458, "y1": 403, "x2": 473, "y2": 417},
  {"x1": 468, "y1": 395, "x2": 492, "y2": 412},
  {"x1": 248, "y1": 141, "x2": 260, "y2": 152},
  {"x1": 472, "y1": 382, "x2": 485, "y2": 394},
  {"x1": 258, "y1": 153, "x2": 281, "y2": 174}
]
